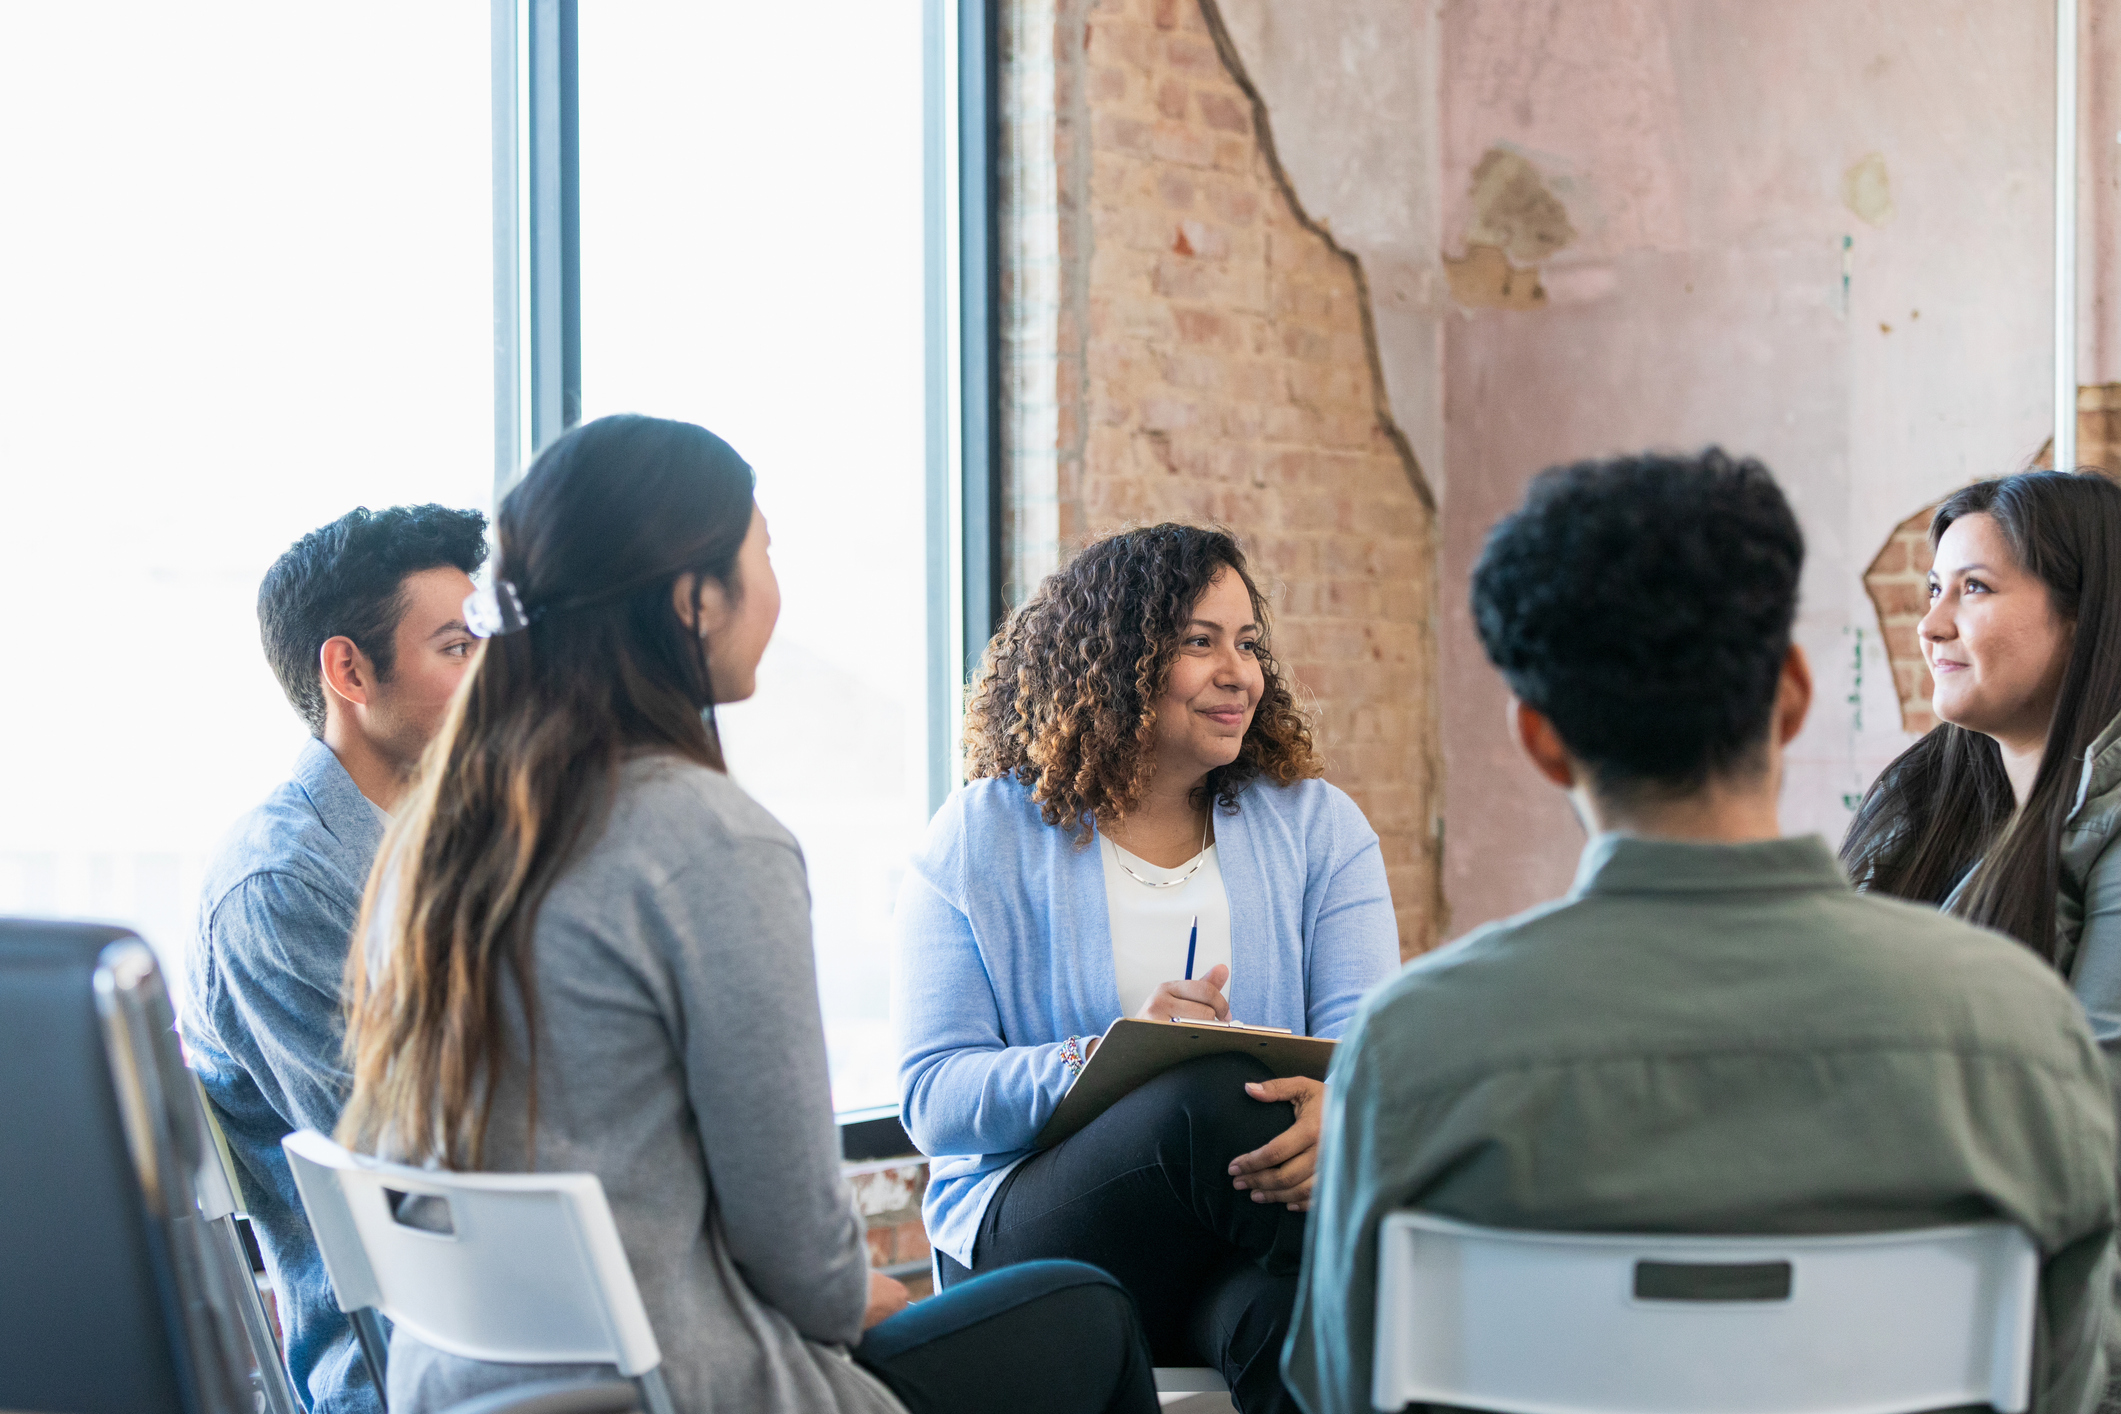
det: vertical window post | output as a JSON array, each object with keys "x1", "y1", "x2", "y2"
[
  {"x1": 925, "y1": 0, "x2": 959, "y2": 813},
  {"x1": 2054, "y1": 0, "x2": 2079, "y2": 472},
  {"x1": 959, "y1": 0, "x2": 1003, "y2": 688},
  {"x1": 530, "y1": 0, "x2": 581, "y2": 454},
  {"x1": 493, "y1": 0, "x2": 580, "y2": 498},
  {"x1": 491, "y1": 0, "x2": 522, "y2": 499},
  {"x1": 928, "y1": 0, "x2": 1001, "y2": 810}
]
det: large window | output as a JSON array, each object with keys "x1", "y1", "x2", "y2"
[
  {"x1": 575, "y1": 3, "x2": 939, "y2": 1113},
  {"x1": 1, "y1": 2, "x2": 971, "y2": 1119},
  {"x1": 0, "y1": 6, "x2": 494, "y2": 975}
]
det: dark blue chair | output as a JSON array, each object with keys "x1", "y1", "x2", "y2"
[
  {"x1": 0, "y1": 917, "x2": 295, "y2": 1413},
  {"x1": 0, "y1": 917, "x2": 639, "y2": 1414}
]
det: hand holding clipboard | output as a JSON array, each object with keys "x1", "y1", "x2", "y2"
[
  {"x1": 1047, "y1": 913, "x2": 1332, "y2": 1207},
  {"x1": 1035, "y1": 1016, "x2": 1335, "y2": 1149},
  {"x1": 1098, "y1": 914, "x2": 1234, "y2": 1053}
]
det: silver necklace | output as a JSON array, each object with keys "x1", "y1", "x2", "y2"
[{"x1": 1110, "y1": 812, "x2": 1212, "y2": 889}]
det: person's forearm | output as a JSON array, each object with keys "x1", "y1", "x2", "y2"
[
  {"x1": 901, "y1": 1040, "x2": 1079, "y2": 1155},
  {"x1": 731, "y1": 1179, "x2": 870, "y2": 1343}
]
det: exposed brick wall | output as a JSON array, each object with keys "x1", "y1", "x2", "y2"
[
  {"x1": 2031, "y1": 385, "x2": 2121, "y2": 475},
  {"x1": 849, "y1": 1158, "x2": 934, "y2": 1297},
  {"x1": 1008, "y1": 0, "x2": 1443, "y2": 953},
  {"x1": 1862, "y1": 508, "x2": 1938, "y2": 736}
]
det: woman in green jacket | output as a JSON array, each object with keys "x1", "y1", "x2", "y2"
[{"x1": 1843, "y1": 470, "x2": 2121, "y2": 1051}]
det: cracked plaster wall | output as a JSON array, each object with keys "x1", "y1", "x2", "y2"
[
  {"x1": 1220, "y1": 0, "x2": 2121, "y2": 934},
  {"x1": 1214, "y1": 0, "x2": 1448, "y2": 492}
]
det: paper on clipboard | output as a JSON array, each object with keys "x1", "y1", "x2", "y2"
[{"x1": 1033, "y1": 1016, "x2": 1336, "y2": 1149}]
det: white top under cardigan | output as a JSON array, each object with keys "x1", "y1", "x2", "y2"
[
  {"x1": 894, "y1": 773, "x2": 1401, "y2": 1267},
  {"x1": 1099, "y1": 834, "x2": 1234, "y2": 1015}
]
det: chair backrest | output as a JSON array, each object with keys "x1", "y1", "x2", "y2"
[
  {"x1": 1372, "y1": 1212, "x2": 2039, "y2": 1414},
  {"x1": 0, "y1": 918, "x2": 284, "y2": 1414},
  {"x1": 282, "y1": 1128, "x2": 664, "y2": 1379}
]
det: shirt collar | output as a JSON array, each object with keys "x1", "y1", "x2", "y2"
[
  {"x1": 1569, "y1": 831, "x2": 1850, "y2": 898},
  {"x1": 291, "y1": 737, "x2": 391, "y2": 851}
]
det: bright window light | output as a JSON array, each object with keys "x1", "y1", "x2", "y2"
[
  {"x1": 577, "y1": 3, "x2": 931, "y2": 1114},
  {"x1": 0, "y1": 6, "x2": 494, "y2": 978}
]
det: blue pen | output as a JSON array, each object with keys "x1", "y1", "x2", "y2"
[{"x1": 1184, "y1": 914, "x2": 1199, "y2": 981}]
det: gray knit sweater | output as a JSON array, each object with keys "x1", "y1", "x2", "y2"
[{"x1": 381, "y1": 756, "x2": 905, "y2": 1414}]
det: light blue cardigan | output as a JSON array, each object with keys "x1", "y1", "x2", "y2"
[{"x1": 894, "y1": 773, "x2": 1401, "y2": 1265}]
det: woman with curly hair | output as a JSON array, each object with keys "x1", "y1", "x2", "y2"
[{"x1": 895, "y1": 523, "x2": 1399, "y2": 1414}]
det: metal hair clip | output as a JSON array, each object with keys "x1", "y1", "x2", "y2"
[{"x1": 463, "y1": 578, "x2": 533, "y2": 638}]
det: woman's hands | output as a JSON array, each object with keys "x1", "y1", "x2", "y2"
[
  {"x1": 1136, "y1": 962, "x2": 1232, "y2": 1023},
  {"x1": 1085, "y1": 963, "x2": 1235, "y2": 1061},
  {"x1": 863, "y1": 1271, "x2": 911, "y2": 1329},
  {"x1": 1227, "y1": 1075, "x2": 1326, "y2": 1210}
]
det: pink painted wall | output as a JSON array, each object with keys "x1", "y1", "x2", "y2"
[{"x1": 1222, "y1": 0, "x2": 2107, "y2": 937}]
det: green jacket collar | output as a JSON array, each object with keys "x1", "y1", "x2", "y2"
[{"x1": 1570, "y1": 832, "x2": 1849, "y2": 898}]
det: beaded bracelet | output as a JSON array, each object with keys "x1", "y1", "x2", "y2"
[{"x1": 1059, "y1": 1034, "x2": 1086, "y2": 1084}]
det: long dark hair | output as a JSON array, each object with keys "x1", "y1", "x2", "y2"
[
  {"x1": 962, "y1": 523, "x2": 1323, "y2": 839},
  {"x1": 1842, "y1": 472, "x2": 2121, "y2": 960},
  {"x1": 340, "y1": 414, "x2": 756, "y2": 1166}
]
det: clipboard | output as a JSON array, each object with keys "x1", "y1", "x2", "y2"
[{"x1": 1033, "y1": 1016, "x2": 1336, "y2": 1149}]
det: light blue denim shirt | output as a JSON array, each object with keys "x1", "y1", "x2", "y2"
[
  {"x1": 895, "y1": 774, "x2": 1400, "y2": 1266},
  {"x1": 177, "y1": 738, "x2": 386, "y2": 1414}
]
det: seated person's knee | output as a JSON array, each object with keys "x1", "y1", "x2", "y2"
[{"x1": 1138, "y1": 1051, "x2": 1290, "y2": 1153}]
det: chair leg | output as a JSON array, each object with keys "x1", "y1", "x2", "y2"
[
  {"x1": 351, "y1": 1307, "x2": 391, "y2": 1408},
  {"x1": 211, "y1": 1215, "x2": 303, "y2": 1414},
  {"x1": 633, "y1": 1367, "x2": 678, "y2": 1414}
]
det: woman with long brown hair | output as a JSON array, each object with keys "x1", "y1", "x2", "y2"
[
  {"x1": 1843, "y1": 471, "x2": 2121, "y2": 1055},
  {"x1": 895, "y1": 524, "x2": 1400, "y2": 1414},
  {"x1": 340, "y1": 415, "x2": 1159, "y2": 1414}
]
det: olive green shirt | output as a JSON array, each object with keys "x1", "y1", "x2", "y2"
[{"x1": 1285, "y1": 834, "x2": 2120, "y2": 1414}]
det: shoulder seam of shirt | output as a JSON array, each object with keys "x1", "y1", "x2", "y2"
[
  {"x1": 631, "y1": 793, "x2": 804, "y2": 898},
  {"x1": 627, "y1": 759, "x2": 799, "y2": 838},
  {"x1": 1355, "y1": 1036, "x2": 2107, "y2": 1111},
  {"x1": 657, "y1": 824, "x2": 803, "y2": 886},
  {"x1": 1463, "y1": 888, "x2": 2018, "y2": 941},
  {"x1": 204, "y1": 864, "x2": 352, "y2": 922}
]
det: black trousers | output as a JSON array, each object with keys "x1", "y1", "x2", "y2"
[
  {"x1": 936, "y1": 1053, "x2": 1306, "y2": 1414},
  {"x1": 854, "y1": 1259, "x2": 1157, "y2": 1414}
]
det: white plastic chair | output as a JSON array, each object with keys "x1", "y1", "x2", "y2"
[
  {"x1": 281, "y1": 1129, "x2": 672, "y2": 1414},
  {"x1": 1154, "y1": 1364, "x2": 1230, "y2": 1406},
  {"x1": 1371, "y1": 1212, "x2": 2039, "y2": 1414}
]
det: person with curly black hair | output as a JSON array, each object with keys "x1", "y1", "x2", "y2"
[
  {"x1": 1282, "y1": 450, "x2": 2120, "y2": 1414},
  {"x1": 896, "y1": 523, "x2": 1400, "y2": 1414}
]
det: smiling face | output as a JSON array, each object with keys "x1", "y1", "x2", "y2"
[
  {"x1": 1146, "y1": 567, "x2": 1267, "y2": 788},
  {"x1": 1920, "y1": 511, "x2": 2073, "y2": 751}
]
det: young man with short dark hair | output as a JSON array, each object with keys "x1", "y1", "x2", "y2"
[
  {"x1": 179, "y1": 504, "x2": 486, "y2": 1414},
  {"x1": 1283, "y1": 450, "x2": 2119, "y2": 1414}
]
